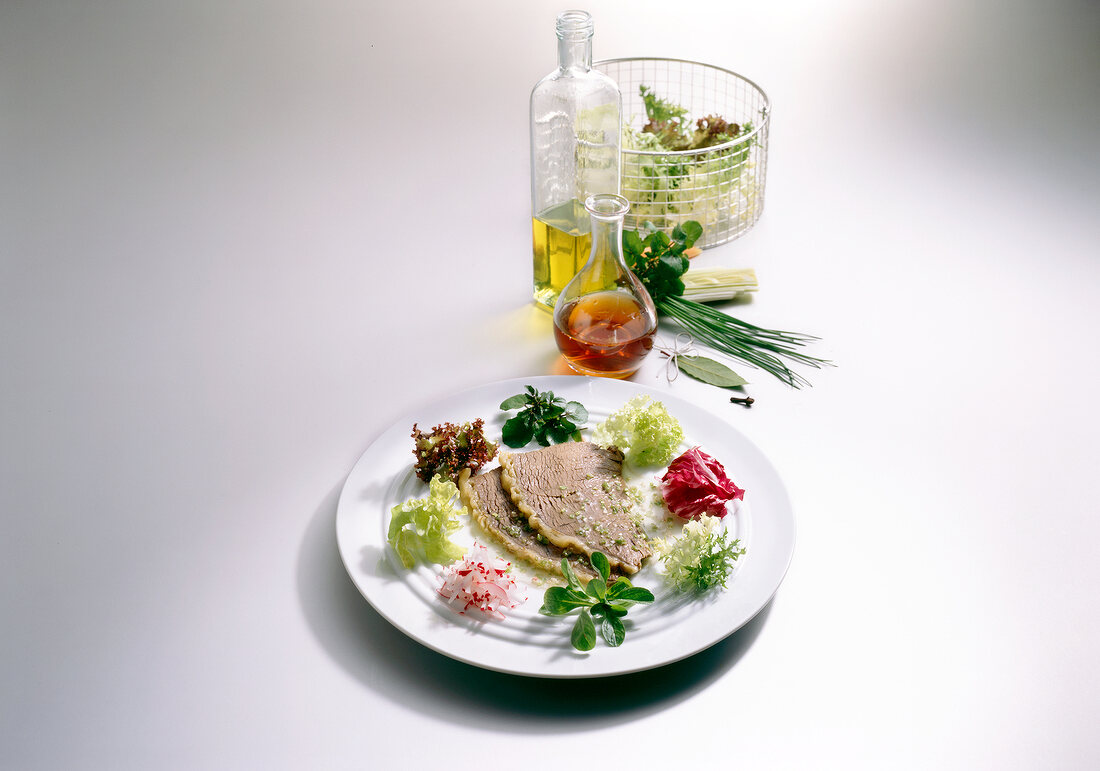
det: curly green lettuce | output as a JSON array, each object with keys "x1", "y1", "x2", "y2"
[
  {"x1": 659, "y1": 515, "x2": 746, "y2": 592},
  {"x1": 591, "y1": 394, "x2": 684, "y2": 467},
  {"x1": 387, "y1": 475, "x2": 466, "y2": 569}
]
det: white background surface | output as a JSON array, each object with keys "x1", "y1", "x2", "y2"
[{"x1": 2, "y1": 0, "x2": 1098, "y2": 768}]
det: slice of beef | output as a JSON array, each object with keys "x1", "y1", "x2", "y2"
[
  {"x1": 499, "y1": 442, "x2": 651, "y2": 574},
  {"x1": 458, "y1": 467, "x2": 602, "y2": 582}
]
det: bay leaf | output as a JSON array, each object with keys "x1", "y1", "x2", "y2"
[{"x1": 677, "y1": 355, "x2": 748, "y2": 388}]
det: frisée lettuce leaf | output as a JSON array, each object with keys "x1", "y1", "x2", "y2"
[
  {"x1": 659, "y1": 515, "x2": 746, "y2": 592},
  {"x1": 591, "y1": 395, "x2": 684, "y2": 467}
]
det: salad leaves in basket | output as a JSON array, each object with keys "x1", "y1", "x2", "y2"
[{"x1": 623, "y1": 85, "x2": 758, "y2": 237}]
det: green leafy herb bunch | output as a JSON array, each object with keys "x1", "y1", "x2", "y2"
[{"x1": 499, "y1": 385, "x2": 588, "y2": 448}]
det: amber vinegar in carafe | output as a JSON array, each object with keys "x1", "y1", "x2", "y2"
[
  {"x1": 554, "y1": 291, "x2": 655, "y2": 377},
  {"x1": 553, "y1": 194, "x2": 657, "y2": 379}
]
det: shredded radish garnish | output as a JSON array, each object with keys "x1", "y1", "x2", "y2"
[{"x1": 437, "y1": 543, "x2": 527, "y2": 621}]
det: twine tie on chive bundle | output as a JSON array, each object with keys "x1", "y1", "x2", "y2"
[{"x1": 655, "y1": 333, "x2": 698, "y2": 383}]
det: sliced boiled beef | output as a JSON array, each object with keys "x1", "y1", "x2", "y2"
[
  {"x1": 498, "y1": 442, "x2": 651, "y2": 574},
  {"x1": 458, "y1": 467, "x2": 603, "y2": 582}
]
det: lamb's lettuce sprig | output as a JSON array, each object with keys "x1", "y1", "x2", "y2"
[{"x1": 539, "y1": 552, "x2": 654, "y2": 651}]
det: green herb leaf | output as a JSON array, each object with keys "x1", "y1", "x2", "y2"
[
  {"x1": 501, "y1": 415, "x2": 534, "y2": 448},
  {"x1": 614, "y1": 586, "x2": 656, "y2": 604},
  {"x1": 563, "y1": 401, "x2": 588, "y2": 424},
  {"x1": 584, "y1": 575, "x2": 607, "y2": 602},
  {"x1": 646, "y1": 230, "x2": 671, "y2": 254},
  {"x1": 591, "y1": 552, "x2": 611, "y2": 583},
  {"x1": 672, "y1": 220, "x2": 703, "y2": 247},
  {"x1": 571, "y1": 610, "x2": 597, "y2": 651},
  {"x1": 604, "y1": 577, "x2": 633, "y2": 600},
  {"x1": 560, "y1": 558, "x2": 585, "y2": 595},
  {"x1": 539, "y1": 586, "x2": 592, "y2": 616},
  {"x1": 623, "y1": 230, "x2": 646, "y2": 260},
  {"x1": 599, "y1": 613, "x2": 626, "y2": 647},
  {"x1": 547, "y1": 420, "x2": 576, "y2": 445},
  {"x1": 498, "y1": 394, "x2": 528, "y2": 410},
  {"x1": 660, "y1": 254, "x2": 689, "y2": 277},
  {"x1": 676, "y1": 355, "x2": 749, "y2": 388},
  {"x1": 534, "y1": 425, "x2": 550, "y2": 446}
]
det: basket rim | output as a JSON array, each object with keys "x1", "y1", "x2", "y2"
[{"x1": 594, "y1": 56, "x2": 770, "y2": 155}]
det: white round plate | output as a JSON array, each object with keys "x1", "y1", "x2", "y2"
[{"x1": 336, "y1": 375, "x2": 794, "y2": 678}]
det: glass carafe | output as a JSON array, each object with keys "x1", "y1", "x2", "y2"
[
  {"x1": 530, "y1": 10, "x2": 621, "y2": 310},
  {"x1": 553, "y1": 194, "x2": 657, "y2": 378}
]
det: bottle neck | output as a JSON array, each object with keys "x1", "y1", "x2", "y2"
[{"x1": 557, "y1": 36, "x2": 592, "y2": 72}]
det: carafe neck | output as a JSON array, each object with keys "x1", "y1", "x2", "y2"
[
  {"x1": 581, "y1": 194, "x2": 632, "y2": 288},
  {"x1": 589, "y1": 210, "x2": 625, "y2": 268}
]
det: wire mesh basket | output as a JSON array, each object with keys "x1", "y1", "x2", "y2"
[{"x1": 595, "y1": 58, "x2": 770, "y2": 249}]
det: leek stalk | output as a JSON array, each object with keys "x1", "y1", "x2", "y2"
[{"x1": 681, "y1": 267, "x2": 758, "y2": 303}]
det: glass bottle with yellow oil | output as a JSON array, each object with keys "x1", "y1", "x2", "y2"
[{"x1": 530, "y1": 10, "x2": 621, "y2": 309}]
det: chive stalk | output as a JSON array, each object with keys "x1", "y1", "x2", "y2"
[{"x1": 657, "y1": 295, "x2": 829, "y2": 389}]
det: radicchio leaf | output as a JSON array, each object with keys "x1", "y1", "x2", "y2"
[{"x1": 659, "y1": 447, "x2": 744, "y2": 519}]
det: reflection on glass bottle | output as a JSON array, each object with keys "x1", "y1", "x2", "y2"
[
  {"x1": 553, "y1": 195, "x2": 657, "y2": 378},
  {"x1": 530, "y1": 11, "x2": 621, "y2": 309}
]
